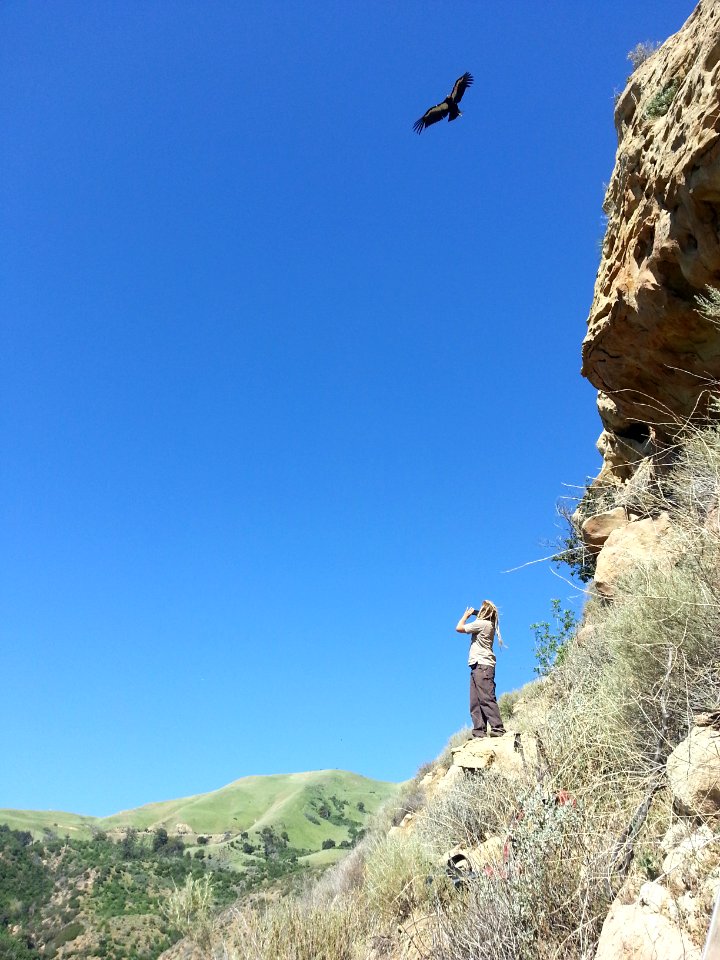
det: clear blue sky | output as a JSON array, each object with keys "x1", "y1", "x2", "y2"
[{"x1": 2, "y1": 0, "x2": 694, "y2": 816}]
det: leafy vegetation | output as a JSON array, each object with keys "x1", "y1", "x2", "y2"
[
  {"x1": 696, "y1": 285, "x2": 720, "y2": 327},
  {"x1": 0, "y1": 824, "x2": 242, "y2": 960},
  {"x1": 1, "y1": 769, "x2": 397, "y2": 860},
  {"x1": 530, "y1": 599, "x2": 578, "y2": 676}
]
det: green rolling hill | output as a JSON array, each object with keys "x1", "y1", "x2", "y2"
[{"x1": 0, "y1": 769, "x2": 399, "y2": 866}]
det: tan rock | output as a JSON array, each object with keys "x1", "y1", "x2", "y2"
[
  {"x1": 398, "y1": 911, "x2": 433, "y2": 960},
  {"x1": 581, "y1": 507, "x2": 630, "y2": 554},
  {"x1": 418, "y1": 765, "x2": 448, "y2": 789},
  {"x1": 387, "y1": 811, "x2": 416, "y2": 838},
  {"x1": 451, "y1": 732, "x2": 539, "y2": 777},
  {"x1": 661, "y1": 826, "x2": 716, "y2": 896},
  {"x1": 598, "y1": 391, "x2": 635, "y2": 432},
  {"x1": 575, "y1": 624, "x2": 597, "y2": 646},
  {"x1": 638, "y1": 881, "x2": 679, "y2": 921},
  {"x1": 596, "y1": 431, "x2": 653, "y2": 483},
  {"x1": 702, "y1": 866, "x2": 720, "y2": 900},
  {"x1": 594, "y1": 902, "x2": 701, "y2": 960},
  {"x1": 582, "y1": 0, "x2": 720, "y2": 485},
  {"x1": 667, "y1": 727, "x2": 720, "y2": 817},
  {"x1": 594, "y1": 513, "x2": 672, "y2": 596}
]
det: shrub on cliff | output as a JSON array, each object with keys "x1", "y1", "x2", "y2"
[{"x1": 627, "y1": 40, "x2": 660, "y2": 71}]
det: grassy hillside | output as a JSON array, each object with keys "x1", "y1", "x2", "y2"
[
  {"x1": 0, "y1": 808, "x2": 96, "y2": 838},
  {"x1": 0, "y1": 769, "x2": 398, "y2": 858}
]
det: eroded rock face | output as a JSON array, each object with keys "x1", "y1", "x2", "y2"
[{"x1": 583, "y1": 0, "x2": 720, "y2": 483}]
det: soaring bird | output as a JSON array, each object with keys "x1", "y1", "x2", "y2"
[{"x1": 413, "y1": 72, "x2": 474, "y2": 134}]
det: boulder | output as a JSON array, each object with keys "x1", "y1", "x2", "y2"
[
  {"x1": 660, "y1": 822, "x2": 694, "y2": 855},
  {"x1": 667, "y1": 727, "x2": 720, "y2": 817},
  {"x1": 594, "y1": 514, "x2": 672, "y2": 596},
  {"x1": 581, "y1": 507, "x2": 631, "y2": 554},
  {"x1": 594, "y1": 902, "x2": 700, "y2": 960}
]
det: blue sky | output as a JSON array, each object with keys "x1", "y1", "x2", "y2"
[{"x1": 2, "y1": 0, "x2": 694, "y2": 816}]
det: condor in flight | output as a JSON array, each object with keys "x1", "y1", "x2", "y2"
[{"x1": 412, "y1": 72, "x2": 474, "y2": 134}]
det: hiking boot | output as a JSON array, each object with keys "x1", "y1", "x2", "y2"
[{"x1": 489, "y1": 729, "x2": 506, "y2": 737}]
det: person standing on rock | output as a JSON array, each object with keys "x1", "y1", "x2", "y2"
[{"x1": 455, "y1": 600, "x2": 506, "y2": 739}]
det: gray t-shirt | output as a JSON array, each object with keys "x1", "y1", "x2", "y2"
[{"x1": 466, "y1": 618, "x2": 496, "y2": 667}]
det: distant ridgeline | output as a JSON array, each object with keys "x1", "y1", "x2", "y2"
[{"x1": 0, "y1": 770, "x2": 399, "y2": 960}]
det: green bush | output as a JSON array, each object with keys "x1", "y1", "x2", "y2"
[
  {"x1": 0, "y1": 927, "x2": 40, "y2": 960},
  {"x1": 531, "y1": 599, "x2": 578, "y2": 677},
  {"x1": 645, "y1": 78, "x2": 679, "y2": 118},
  {"x1": 53, "y1": 921, "x2": 85, "y2": 948}
]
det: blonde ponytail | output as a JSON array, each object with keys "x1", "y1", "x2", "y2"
[{"x1": 477, "y1": 599, "x2": 505, "y2": 649}]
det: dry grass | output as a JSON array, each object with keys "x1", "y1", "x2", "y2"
[
  {"x1": 219, "y1": 895, "x2": 368, "y2": 960},
  {"x1": 363, "y1": 834, "x2": 444, "y2": 924},
  {"x1": 161, "y1": 874, "x2": 215, "y2": 952}
]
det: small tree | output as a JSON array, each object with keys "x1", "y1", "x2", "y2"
[
  {"x1": 120, "y1": 827, "x2": 138, "y2": 860},
  {"x1": 152, "y1": 828, "x2": 169, "y2": 852},
  {"x1": 531, "y1": 600, "x2": 578, "y2": 677}
]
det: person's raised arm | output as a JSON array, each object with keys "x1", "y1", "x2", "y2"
[{"x1": 455, "y1": 607, "x2": 475, "y2": 633}]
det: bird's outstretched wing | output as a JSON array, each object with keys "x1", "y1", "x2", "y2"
[
  {"x1": 450, "y1": 72, "x2": 473, "y2": 104},
  {"x1": 413, "y1": 101, "x2": 450, "y2": 134}
]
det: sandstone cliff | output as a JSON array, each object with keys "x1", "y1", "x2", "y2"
[{"x1": 583, "y1": 0, "x2": 720, "y2": 484}]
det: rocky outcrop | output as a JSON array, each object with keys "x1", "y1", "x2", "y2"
[
  {"x1": 451, "y1": 731, "x2": 540, "y2": 777},
  {"x1": 582, "y1": 0, "x2": 720, "y2": 485},
  {"x1": 593, "y1": 512, "x2": 673, "y2": 596},
  {"x1": 594, "y1": 721, "x2": 720, "y2": 960}
]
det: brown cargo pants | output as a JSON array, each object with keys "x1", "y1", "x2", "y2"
[{"x1": 469, "y1": 664, "x2": 505, "y2": 737}]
